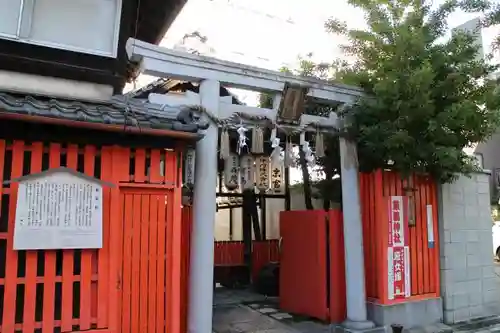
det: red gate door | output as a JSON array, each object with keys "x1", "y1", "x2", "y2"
[
  {"x1": 119, "y1": 188, "x2": 172, "y2": 333},
  {"x1": 279, "y1": 210, "x2": 328, "y2": 320}
]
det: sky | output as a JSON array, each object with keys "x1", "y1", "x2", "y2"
[
  {"x1": 129, "y1": 0, "x2": 500, "y2": 104},
  {"x1": 127, "y1": 0, "x2": 500, "y2": 182},
  {"x1": 162, "y1": 0, "x2": 500, "y2": 66}
]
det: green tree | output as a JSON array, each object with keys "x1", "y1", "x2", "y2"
[{"x1": 327, "y1": 0, "x2": 500, "y2": 183}]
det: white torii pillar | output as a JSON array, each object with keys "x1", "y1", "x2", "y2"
[
  {"x1": 339, "y1": 137, "x2": 375, "y2": 330},
  {"x1": 188, "y1": 79, "x2": 219, "y2": 333}
]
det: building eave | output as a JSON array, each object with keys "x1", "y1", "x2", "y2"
[{"x1": 135, "y1": 0, "x2": 187, "y2": 45}]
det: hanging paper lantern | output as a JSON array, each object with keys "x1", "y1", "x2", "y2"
[
  {"x1": 224, "y1": 153, "x2": 240, "y2": 191},
  {"x1": 256, "y1": 156, "x2": 270, "y2": 192},
  {"x1": 315, "y1": 130, "x2": 325, "y2": 158},
  {"x1": 220, "y1": 128, "x2": 231, "y2": 160},
  {"x1": 251, "y1": 126, "x2": 264, "y2": 154},
  {"x1": 284, "y1": 139, "x2": 295, "y2": 168},
  {"x1": 270, "y1": 166, "x2": 284, "y2": 193},
  {"x1": 270, "y1": 128, "x2": 283, "y2": 167},
  {"x1": 184, "y1": 149, "x2": 196, "y2": 188},
  {"x1": 240, "y1": 155, "x2": 255, "y2": 190}
]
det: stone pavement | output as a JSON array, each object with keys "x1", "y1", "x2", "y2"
[
  {"x1": 212, "y1": 303, "x2": 339, "y2": 333},
  {"x1": 213, "y1": 305, "x2": 500, "y2": 333},
  {"x1": 212, "y1": 287, "x2": 332, "y2": 333},
  {"x1": 212, "y1": 287, "x2": 500, "y2": 333},
  {"x1": 213, "y1": 304, "x2": 301, "y2": 333}
]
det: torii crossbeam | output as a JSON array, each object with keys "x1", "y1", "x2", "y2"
[{"x1": 126, "y1": 37, "x2": 374, "y2": 332}]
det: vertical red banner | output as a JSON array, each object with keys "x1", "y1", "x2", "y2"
[{"x1": 387, "y1": 196, "x2": 411, "y2": 300}]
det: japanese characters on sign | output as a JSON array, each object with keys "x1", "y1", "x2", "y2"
[
  {"x1": 13, "y1": 171, "x2": 103, "y2": 250},
  {"x1": 388, "y1": 196, "x2": 405, "y2": 247},
  {"x1": 184, "y1": 149, "x2": 196, "y2": 188},
  {"x1": 224, "y1": 153, "x2": 240, "y2": 191},
  {"x1": 387, "y1": 246, "x2": 409, "y2": 299},
  {"x1": 256, "y1": 156, "x2": 270, "y2": 192},
  {"x1": 387, "y1": 196, "x2": 411, "y2": 300},
  {"x1": 240, "y1": 155, "x2": 255, "y2": 190},
  {"x1": 270, "y1": 166, "x2": 284, "y2": 193}
]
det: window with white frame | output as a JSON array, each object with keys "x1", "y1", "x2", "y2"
[{"x1": 0, "y1": 0, "x2": 122, "y2": 57}]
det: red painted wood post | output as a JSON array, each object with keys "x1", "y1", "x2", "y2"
[
  {"x1": 328, "y1": 209, "x2": 347, "y2": 323},
  {"x1": 2, "y1": 141, "x2": 23, "y2": 333},
  {"x1": 42, "y1": 143, "x2": 61, "y2": 333},
  {"x1": 22, "y1": 142, "x2": 43, "y2": 333}
]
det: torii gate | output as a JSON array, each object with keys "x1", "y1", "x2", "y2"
[{"x1": 126, "y1": 38, "x2": 375, "y2": 333}]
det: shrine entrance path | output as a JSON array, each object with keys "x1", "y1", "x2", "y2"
[
  {"x1": 213, "y1": 304, "x2": 298, "y2": 333},
  {"x1": 212, "y1": 288, "x2": 332, "y2": 333}
]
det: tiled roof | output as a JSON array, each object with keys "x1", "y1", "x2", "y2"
[
  {"x1": 125, "y1": 78, "x2": 172, "y2": 99},
  {"x1": 0, "y1": 92, "x2": 208, "y2": 133},
  {"x1": 126, "y1": 78, "x2": 244, "y2": 105}
]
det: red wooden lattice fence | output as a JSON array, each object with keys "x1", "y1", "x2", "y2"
[
  {"x1": 0, "y1": 142, "x2": 112, "y2": 333},
  {"x1": 0, "y1": 140, "x2": 184, "y2": 333},
  {"x1": 213, "y1": 240, "x2": 280, "y2": 278}
]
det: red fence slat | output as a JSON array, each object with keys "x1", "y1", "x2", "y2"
[
  {"x1": 3, "y1": 141, "x2": 24, "y2": 333},
  {"x1": 22, "y1": 142, "x2": 43, "y2": 333}
]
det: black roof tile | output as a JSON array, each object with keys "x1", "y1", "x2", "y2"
[{"x1": 0, "y1": 92, "x2": 208, "y2": 134}]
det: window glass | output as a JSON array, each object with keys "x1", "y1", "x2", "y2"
[
  {"x1": 0, "y1": 0, "x2": 22, "y2": 37},
  {"x1": 27, "y1": 0, "x2": 119, "y2": 55}
]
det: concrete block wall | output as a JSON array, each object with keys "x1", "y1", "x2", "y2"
[{"x1": 439, "y1": 172, "x2": 500, "y2": 324}]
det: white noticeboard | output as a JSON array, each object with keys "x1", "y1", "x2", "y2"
[
  {"x1": 426, "y1": 204, "x2": 435, "y2": 248},
  {"x1": 13, "y1": 170, "x2": 104, "y2": 250}
]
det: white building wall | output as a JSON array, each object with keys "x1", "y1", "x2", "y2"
[
  {"x1": 214, "y1": 198, "x2": 285, "y2": 241},
  {"x1": 439, "y1": 172, "x2": 500, "y2": 323},
  {"x1": 213, "y1": 189, "x2": 340, "y2": 241}
]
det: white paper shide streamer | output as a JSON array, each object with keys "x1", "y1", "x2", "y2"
[
  {"x1": 300, "y1": 132, "x2": 315, "y2": 166},
  {"x1": 256, "y1": 156, "x2": 270, "y2": 192},
  {"x1": 240, "y1": 155, "x2": 255, "y2": 190},
  {"x1": 184, "y1": 149, "x2": 196, "y2": 188},
  {"x1": 224, "y1": 153, "x2": 240, "y2": 191},
  {"x1": 237, "y1": 126, "x2": 248, "y2": 155}
]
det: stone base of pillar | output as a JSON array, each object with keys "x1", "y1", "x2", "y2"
[
  {"x1": 334, "y1": 323, "x2": 385, "y2": 333},
  {"x1": 342, "y1": 319, "x2": 376, "y2": 330},
  {"x1": 366, "y1": 298, "x2": 442, "y2": 329}
]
